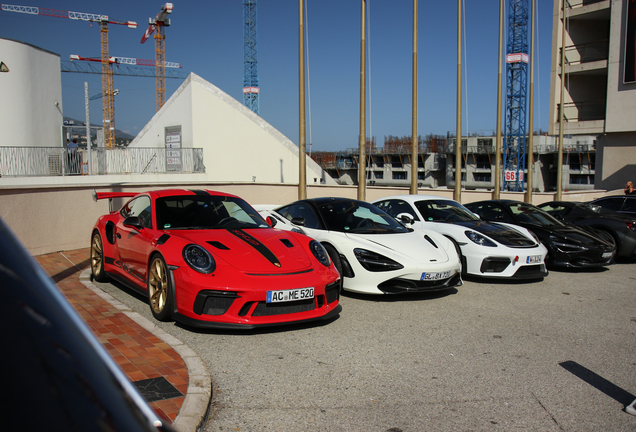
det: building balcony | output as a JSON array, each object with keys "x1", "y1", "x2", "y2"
[
  {"x1": 563, "y1": 0, "x2": 610, "y2": 20},
  {"x1": 557, "y1": 101, "x2": 606, "y2": 134},
  {"x1": 562, "y1": 40, "x2": 609, "y2": 74}
]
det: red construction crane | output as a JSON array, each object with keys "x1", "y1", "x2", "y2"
[
  {"x1": 0, "y1": 3, "x2": 137, "y2": 148},
  {"x1": 140, "y1": 3, "x2": 173, "y2": 111}
]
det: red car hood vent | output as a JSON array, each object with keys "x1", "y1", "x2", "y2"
[
  {"x1": 178, "y1": 229, "x2": 312, "y2": 273},
  {"x1": 207, "y1": 241, "x2": 229, "y2": 250},
  {"x1": 280, "y1": 239, "x2": 294, "y2": 248}
]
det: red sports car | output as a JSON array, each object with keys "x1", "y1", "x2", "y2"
[{"x1": 90, "y1": 189, "x2": 342, "y2": 329}]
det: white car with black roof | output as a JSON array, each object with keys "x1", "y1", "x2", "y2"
[
  {"x1": 260, "y1": 197, "x2": 463, "y2": 295},
  {"x1": 372, "y1": 195, "x2": 548, "y2": 280}
]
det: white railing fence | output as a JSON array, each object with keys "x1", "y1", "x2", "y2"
[{"x1": 0, "y1": 147, "x2": 205, "y2": 177}]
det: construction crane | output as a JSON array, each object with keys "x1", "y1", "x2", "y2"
[
  {"x1": 503, "y1": 0, "x2": 529, "y2": 191},
  {"x1": 61, "y1": 60, "x2": 188, "y2": 79},
  {"x1": 70, "y1": 54, "x2": 181, "y2": 70},
  {"x1": 243, "y1": 0, "x2": 259, "y2": 114},
  {"x1": 0, "y1": 3, "x2": 137, "y2": 148},
  {"x1": 140, "y1": 3, "x2": 173, "y2": 112}
]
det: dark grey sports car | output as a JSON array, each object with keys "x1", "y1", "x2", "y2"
[
  {"x1": 538, "y1": 201, "x2": 636, "y2": 259},
  {"x1": 464, "y1": 200, "x2": 616, "y2": 269},
  {"x1": 590, "y1": 195, "x2": 636, "y2": 217}
]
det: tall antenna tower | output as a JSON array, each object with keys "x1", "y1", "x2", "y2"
[
  {"x1": 503, "y1": 0, "x2": 529, "y2": 191},
  {"x1": 243, "y1": 0, "x2": 259, "y2": 114}
]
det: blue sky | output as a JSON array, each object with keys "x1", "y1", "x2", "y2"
[{"x1": 1, "y1": 1, "x2": 554, "y2": 152}]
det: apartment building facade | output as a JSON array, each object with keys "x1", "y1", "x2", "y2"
[{"x1": 549, "y1": 0, "x2": 636, "y2": 191}]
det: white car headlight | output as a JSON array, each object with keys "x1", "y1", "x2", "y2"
[
  {"x1": 465, "y1": 230, "x2": 496, "y2": 247},
  {"x1": 354, "y1": 248, "x2": 404, "y2": 272}
]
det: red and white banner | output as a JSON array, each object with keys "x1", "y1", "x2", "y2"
[
  {"x1": 506, "y1": 53, "x2": 529, "y2": 63},
  {"x1": 505, "y1": 170, "x2": 524, "y2": 182}
]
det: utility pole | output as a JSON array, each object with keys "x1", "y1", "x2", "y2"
[
  {"x1": 454, "y1": 0, "x2": 462, "y2": 202},
  {"x1": 410, "y1": 0, "x2": 418, "y2": 195},
  {"x1": 526, "y1": 0, "x2": 536, "y2": 203},
  {"x1": 557, "y1": 0, "x2": 567, "y2": 201},
  {"x1": 358, "y1": 0, "x2": 367, "y2": 201},
  {"x1": 494, "y1": 0, "x2": 504, "y2": 199},
  {"x1": 298, "y1": 0, "x2": 306, "y2": 199}
]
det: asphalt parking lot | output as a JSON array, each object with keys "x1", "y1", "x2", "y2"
[{"x1": 93, "y1": 262, "x2": 636, "y2": 432}]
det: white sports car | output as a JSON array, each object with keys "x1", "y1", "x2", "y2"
[
  {"x1": 372, "y1": 195, "x2": 548, "y2": 280},
  {"x1": 260, "y1": 197, "x2": 462, "y2": 295}
]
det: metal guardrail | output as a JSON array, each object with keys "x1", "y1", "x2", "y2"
[
  {"x1": 558, "y1": 101, "x2": 606, "y2": 122},
  {"x1": 566, "y1": 0, "x2": 607, "y2": 9},
  {"x1": 0, "y1": 147, "x2": 205, "y2": 177},
  {"x1": 445, "y1": 143, "x2": 595, "y2": 154},
  {"x1": 563, "y1": 40, "x2": 609, "y2": 65}
]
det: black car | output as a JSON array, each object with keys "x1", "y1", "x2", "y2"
[
  {"x1": 464, "y1": 200, "x2": 616, "y2": 269},
  {"x1": 590, "y1": 195, "x2": 636, "y2": 217},
  {"x1": 0, "y1": 217, "x2": 174, "y2": 432},
  {"x1": 538, "y1": 201, "x2": 636, "y2": 259}
]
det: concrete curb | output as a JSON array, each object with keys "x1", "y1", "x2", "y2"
[{"x1": 79, "y1": 269, "x2": 212, "y2": 432}]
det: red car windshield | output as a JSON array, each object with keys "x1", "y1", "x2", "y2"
[{"x1": 155, "y1": 195, "x2": 269, "y2": 230}]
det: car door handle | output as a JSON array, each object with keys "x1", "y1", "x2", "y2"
[{"x1": 116, "y1": 233, "x2": 121, "y2": 239}]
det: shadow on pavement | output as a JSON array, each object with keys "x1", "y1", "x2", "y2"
[
  {"x1": 559, "y1": 360, "x2": 635, "y2": 406},
  {"x1": 341, "y1": 287, "x2": 458, "y2": 302}
]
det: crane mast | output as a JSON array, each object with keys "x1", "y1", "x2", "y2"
[
  {"x1": 141, "y1": 3, "x2": 173, "y2": 112},
  {"x1": 101, "y1": 22, "x2": 116, "y2": 148},
  {"x1": 503, "y1": 0, "x2": 529, "y2": 191},
  {"x1": 243, "y1": 0, "x2": 259, "y2": 114}
]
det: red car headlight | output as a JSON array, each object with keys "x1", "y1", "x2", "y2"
[
  {"x1": 309, "y1": 240, "x2": 331, "y2": 267},
  {"x1": 183, "y1": 244, "x2": 216, "y2": 274}
]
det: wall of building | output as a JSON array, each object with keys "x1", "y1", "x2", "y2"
[
  {"x1": 0, "y1": 38, "x2": 63, "y2": 148},
  {"x1": 596, "y1": 131, "x2": 636, "y2": 190},
  {"x1": 605, "y1": 0, "x2": 636, "y2": 132},
  {"x1": 0, "y1": 176, "x2": 612, "y2": 256}
]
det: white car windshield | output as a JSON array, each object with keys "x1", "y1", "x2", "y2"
[
  {"x1": 316, "y1": 200, "x2": 408, "y2": 234},
  {"x1": 508, "y1": 203, "x2": 564, "y2": 227},
  {"x1": 414, "y1": 200, "x2": 479, "y2": 222}
]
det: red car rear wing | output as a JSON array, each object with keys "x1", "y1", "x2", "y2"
[{"x1": 92, "y1": 190, "x2": 139, "y2": 202}]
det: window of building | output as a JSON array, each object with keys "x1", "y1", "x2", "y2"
[
  {"x1": 473, "y1": 173, "x2": 492, "y2": 182},
  {"x1": 391, "y1": 156, "x2": 403, "y2": 168},
  {"x1": 477, "y1": 138, "x2": 493, "y2": 147},
  {"x1": 475, "y1": 155, "x2": 490, "y2": 169},
  {"x1": 570, "y1": 174, "x2": 590, "y2": 185},
  {"x1": 392, "y1": 172, "x2": 407, "y2": 180},
  {"x1": 375, "y1": 171, "x2": 384, "y2": 179}
]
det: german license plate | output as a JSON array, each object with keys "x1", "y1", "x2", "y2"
[
  {"x1": 526, "y1": 255, "x2": 542, "y2": 264},
  {"x1": 266, "y1": 287, "x2": 314, "y2": 303},
  {"x1": 421, "y1": 270, "x2": 452, "y2": 281},
  {"x1": 602, "y1": 252, "x2": 613, "y2": 259}
]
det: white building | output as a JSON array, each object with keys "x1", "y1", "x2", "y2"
[
  {"x1": 0, "y1": 37, "x2": 63, "y2": 147},
  {"x1": 127, "y1": 73, "x2": 336, "y2": 185}
]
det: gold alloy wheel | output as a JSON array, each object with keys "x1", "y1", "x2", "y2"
[
  {"x1": 148, "y1": 257, "x2": 168, "y2": 315},
  {"x1": 91, "y1": 234, "x2": 103, "y2": 277}
]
